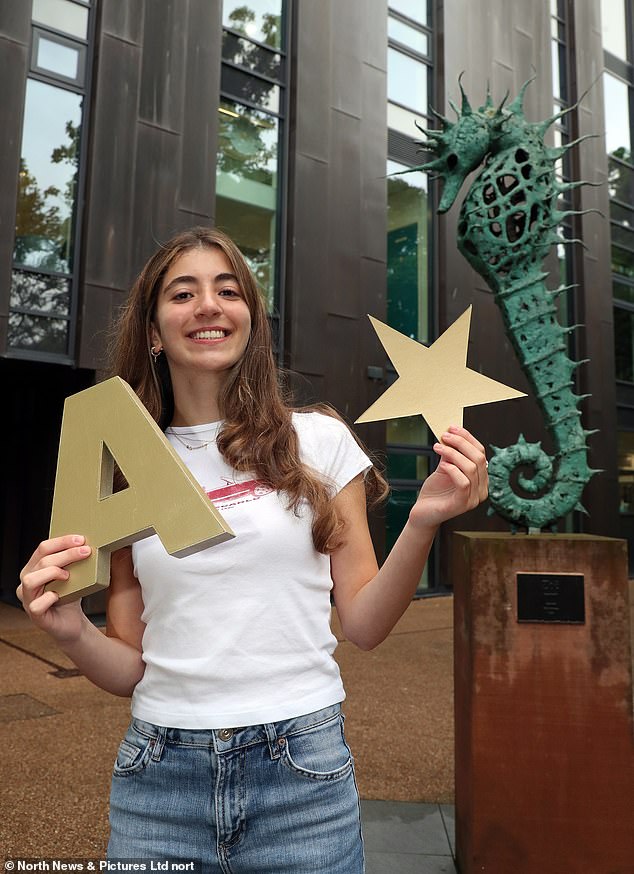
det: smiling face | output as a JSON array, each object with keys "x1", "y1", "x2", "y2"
[{"x1": 150, "y1": 246, "x2": 252, "y2": 386}]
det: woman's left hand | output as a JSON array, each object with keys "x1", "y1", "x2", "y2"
[{"x1": 409, "y1": 425, "x2": 488, "y2": 530}]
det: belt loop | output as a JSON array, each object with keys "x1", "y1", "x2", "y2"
[
  {"x1": 151, "y1": 725, "x2": 167, "y2": 762},
  {"x1": 264, "y1": 722, "x2": 281, "y2": 761}
]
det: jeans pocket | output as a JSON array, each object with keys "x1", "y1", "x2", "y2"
[
  {"x1": 281, "y1": 714, "x2": 353, "y2": 782},
  {"x1": 112, "y1": 722, "x2": 155, "y2": 777}
]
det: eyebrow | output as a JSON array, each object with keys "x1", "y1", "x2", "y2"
[{"x1": 162, "y1": 272, "x2": 239, "y2": 294}]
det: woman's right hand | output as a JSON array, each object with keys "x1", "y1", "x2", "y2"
[{"x1": 17, "y1": 535, "x2": 92, "y2": 642}]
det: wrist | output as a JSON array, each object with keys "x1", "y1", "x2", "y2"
[
  {"x1": 405, "y1": 510, "x2": 439, "y2": 539},
  {"x1": 56, "y1": 609, "x2": 92, "y2": 650}
]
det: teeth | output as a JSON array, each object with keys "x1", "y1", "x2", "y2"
[{"x1": 191, "y1": 330, "x2": 226, "y2": 340}]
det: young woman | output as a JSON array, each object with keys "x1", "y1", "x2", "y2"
[{"x1": 18, "y1": 227, "x2": 488, "y2": 873}]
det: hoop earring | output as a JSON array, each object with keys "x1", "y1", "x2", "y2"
[{"x1": 150, "y1": 345, "x2": 163, "y2": 363}]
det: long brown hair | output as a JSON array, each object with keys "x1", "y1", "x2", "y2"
[{"x1": 109, "y1": 226, "x2": 387, "y2": 553}]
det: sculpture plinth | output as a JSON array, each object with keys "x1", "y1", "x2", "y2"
[{"x1": 452, "y1": 533, "x2": 633, "y2": 874}]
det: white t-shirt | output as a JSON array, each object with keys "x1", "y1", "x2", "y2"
[{"x1": 130, "y1": 411, "x2": 372, "y2": 729}]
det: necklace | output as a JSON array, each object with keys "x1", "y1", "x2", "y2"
[{"x1": 169, "y1": 431, "x2": 213, "y2": 451}]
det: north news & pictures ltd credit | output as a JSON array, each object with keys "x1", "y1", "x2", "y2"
[{"x1": 4, "y1": 862, "x2": 199, "y2": 872}]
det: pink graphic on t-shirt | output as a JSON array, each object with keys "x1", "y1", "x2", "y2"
[{"x1": 206, "y1": 479, "x2": 274, "y2": 510}]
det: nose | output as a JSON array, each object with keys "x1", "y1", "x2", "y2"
[{"x1": 194, "y1": 288, "x2": 222, "y2": 317}]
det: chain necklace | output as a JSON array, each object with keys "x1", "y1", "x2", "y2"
[{"x1": 169, "y1": 431, "x2": 213, "y2": 451}]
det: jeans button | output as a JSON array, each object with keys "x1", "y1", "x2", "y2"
[{"x1": 217, "y1": 728, "x2": 234, "y2": 741}]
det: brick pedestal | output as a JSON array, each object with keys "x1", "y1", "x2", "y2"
[{"x1": 452, "y1": 533, "x2": 633, "y2": 874}]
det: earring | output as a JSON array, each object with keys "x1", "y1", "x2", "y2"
[{"x1": 150, "y1": 345, "x2": 163, "y2": 362}]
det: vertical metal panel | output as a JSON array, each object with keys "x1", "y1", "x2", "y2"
[
  {"x1": 286, "y1": 152, "x2": 330, "y2": 375},
  {"x1": 79, "y1": 0, "x2": 223, "y2": 370},
  {"x1": 570, "y1": 0, "x2": 620, "y2": 534},
  {"x1": 291, "y1": 1, "x2": 331, "y2": 162},
  {"x1": 138, "y1": 0, "x2": 186, "y2": 132},
  {"x1": 287, "y1": 0, "x2": 388, "y2": 441},
  {"x1": 82, "y1": 34, "x2": 141, "y2": 291},
  {"x1": 361, "y1": 62, "x2": 388, "y2": 263},
  {"x1": 100, "y1": 0, "x2": 144, "y2": 44},
  {"x1": 179, "y1": 0, "x2": 222, "y2": 218}
]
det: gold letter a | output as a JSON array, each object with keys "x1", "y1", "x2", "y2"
[{"x1": 47, "y1": 377, "x2": 234, "y2": 603}]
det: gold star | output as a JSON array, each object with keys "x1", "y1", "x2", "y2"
[{"x1": 356, "y1": 306, "x2": 526, "y2": 441}]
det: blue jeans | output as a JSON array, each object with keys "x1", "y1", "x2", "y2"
[{"x1": 108, "y1": 703, "x2": 364, "y2": 873}]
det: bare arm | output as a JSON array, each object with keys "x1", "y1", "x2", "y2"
[
  {"x1": 18, "y1": 537, "x2": 145, "y2": 697},
  {"x1": 331, "y1": 426, "x2": 488, "y2": 650}
]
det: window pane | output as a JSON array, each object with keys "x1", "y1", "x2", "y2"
[
  {"x1": 36, "y1": 35, "x2": 80, "y2": 79},
  {"x1": 223, "y1": 0, "x2": 282, "y2": 49},
  {"x1": 551, "y1": 39, "x2": 566, "y2": 101},
  {"x1": 221, "y1": 65, "x2": 280, "y2": 113},
  {"x1": 388, "y1": 48, "x2": 428, "y2": 113},
  {"x1": 387, "y1": 415, "x2": 430, "y2": 447},
  {"x1": 10, "y1": 269, "x2": 71, "y2": 316},
  {"x1": 603, "y1": 73, "x2": 631, "y2": 159},
  {"x1": 222, "y1": 31, "x2": 281, "y2": 79},
  {"x1": 613, "y1": 279, "x2": 634, "y2": 304},
  {"x1": 387, "y1": 452, "x2": 430, "y2": 481},
  {"x1": 216, "y1": 100, "x2": 278, "y2": 309},
  {"x1": 387, "y1": 160, "x2": 429, "y2": 342},
  {"x1": 32, "y1": 0, "x2": 88, "y2": 39},
  {"x1": 610, "y1": 200, "x2": 634, "y2": 226},
  {"x1": 387, "y1": 101, "x2": 424, "y2": 137},
  {"x1": 8, "y1": 312, "x2": 69, "y2": 355},
  {"x1": 601, "y1": 0, "x2": 627, "y2": 60},
  {"x1": 388, "y1": 15, "x2": 428, "y2": 55},
  {"x1": 618, "y1": 431, "x2": 634, "y2": 513},
  {"x1": 388, "y1": 0, "x2": 427, "y2": 26},
  {"x1": 14, "y1": 79, "x2": 82, "y2": 273},
  {"x1": 608, "y1": 157, "x2": 634, "y2": 203},
  {"x1": 612, "y1": 244, "x2": 634, "y2": 278},
  {"x1": 611, "y1": 220, "x2": 634, "y2": 251},
  {"x1": 614, "y1": 306, "x2": 634, "y2": 381}
]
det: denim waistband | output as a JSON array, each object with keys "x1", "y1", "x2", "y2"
[{"x1": 130, "y1": 702, "x2": 342, "y2": 758}]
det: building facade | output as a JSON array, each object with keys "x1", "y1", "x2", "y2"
[{"x1": 0, "y1": 0, "x2": 627, "y2": 609}]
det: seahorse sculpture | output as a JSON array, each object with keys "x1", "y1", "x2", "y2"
[{"x1": 413, "y1": 78, "x2": 600, "y2": 530}]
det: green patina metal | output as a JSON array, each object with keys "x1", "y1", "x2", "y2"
[{"x1": 409, "y1": 77, "x2": 600, "y2": 530}]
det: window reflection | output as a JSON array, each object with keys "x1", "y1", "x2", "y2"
[
  {"x1": 601, "y1": 0, "x2": 627, "y2": 60},
  {"x1": 10, "y1": 270, "x2": 71, "y2": 316},
  {"x1": 216, "y1": 101, "x2": 278, "y2": 308},
  {"x1": 32, "y1": 0, "x2": 89, "y2": 39},
  {"x1": 388, "y1": 0, "x2": 427, "y2": 26},
  {"x1": 614, "y1": 280, "x2": 634, "y2": 305},
  {"x1": 608, "y1": 157, "x2": 634, "y2": 202},
  {"x1": 387, "y1": 416, "x2": 430, "y2": 447},
  {"x1": 222, "y1": 31, "x2": 281, "y2": 78},
  {"x1": 614, "y1": 307, "x2": 634, "y2": 380},
  {"x1": 223, "y1": 0, "x2": 282, "y2": 49},
  {"x1": 388, "y1": 48, "x2": 428, "y2": 113},
  {"x1": 388, "y1": 15, "x2": 428, "y2": 54},
  {"x1": 221, "y1": 65, "x2": 279, "y2": 113},
  {"x1": 603, "y1": 73, "x2": 631, "y2": 158},
  {"x1": 8, "y1": 312, "x2": 69, "y2": 355},
  {"x1": 37, "y1": 35, "x2": 80, "y2": 80},
  {"x1": 387, "y1": 451, "x2": 430, "y2": 481},
  {"x1": 618, "y1": 431, "x2": 634, "y2": 512},
  {"x1": 13, "y1": 79, "x2": 81, "y2": 273},
  {"x1": 387, "y1": 161, "x2": 429, "y2": 342},
  {"x1": 612, "y1": 244, "x2": 634, "y2": 278}
]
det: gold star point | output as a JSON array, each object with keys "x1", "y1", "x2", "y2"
[{"x1": 356, "y1": 306, "x2": 526, "y2": 441}]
